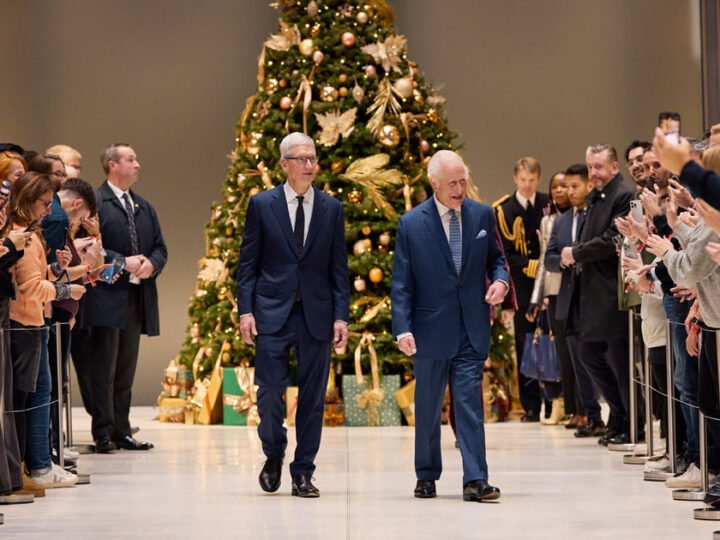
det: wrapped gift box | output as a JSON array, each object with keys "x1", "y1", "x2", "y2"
[
  {"x1": 323, "y1": 402, "x2": 345, "y2": 427},
  {"x1": 158, "y1": 397, "x2": 186, "y2": 423},
  {"x1": 342, "y1": 374, "x2": 401, "y2": 426},
  {"x1": 394, "y1": 379, "x2": 415, "y2": 426},
  {"x1": 222, "y1": 366, "x2": 259, "y2": 426},
  {"x1": 285, "y1": 386, "x2": 299, "y2": 426}
]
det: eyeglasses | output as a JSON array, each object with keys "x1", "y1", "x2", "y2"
[
  {"x1": 51, "y1": 170, "x2": 68, "y2": 179},
  {"x1": 284, "y1": 156, "x2": 317, "y2": 166},
  {"x1": 37, "y1": 198, "x2": 53, "y2": 209}
]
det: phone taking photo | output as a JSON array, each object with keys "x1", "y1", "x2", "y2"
[
  {"x1": 24, "y1": 219, "x2": 41, "y2": 233},
  {"x1": 100, "y1": 257, "x2": 126, "y2": 284},
  {"x1": 659, "y1": 112, "x2": 681, "y2": 145},
  {"x1": 629, "y1": 200, "x2": 644, "y2": 223}
]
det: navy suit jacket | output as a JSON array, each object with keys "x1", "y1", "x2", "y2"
[
  {"x1": 544, "y1": 207, "x2": 582, "y2": 322},
  {"x1": 391, "y1": 198, "x2": 509, "y2": 360},
  {"x1": 236, "y1": 184, "x2": 349, "y2": 342}
]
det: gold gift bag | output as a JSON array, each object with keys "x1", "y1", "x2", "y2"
[
  {"x1": 394, "y1": 379, "x2": 416, "y2": 426},
  {"x1": 197, "y1": 353, "x2": 224, "y2": 425}
]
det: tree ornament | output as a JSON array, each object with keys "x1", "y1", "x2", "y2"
[
  {"x1": 264, "y1": 20, "x2": 301, "y2": 52},
  {"x1": 307, "y1": 0, "x2": 319, "y2": 17},
  {"x1": 338, "y1": 3, "x2": 353, "y2": 18},
  {"x1": 265, "y1": 78, "x2": 279, "y2": 93},
  {"x1": 341, "y1": 32, "x2": 356, "y2": 47},
  {"x1": 348, "y1": 188, "x2": 363, "y2": 204},
  {"x1": 248, "y1": 187, "x2": 261, "y2": 197},
  {"x1": 331, "y1": 161, "x2": 344, "y2": 173},
  {"x1": 247, "y1": 132, "x2": 263, "y2": 154},
  {"x1": 320, "y1": 85, "x2": 339, "y2": 102},
  {"x1": 338, "y1": 74, "x2": 348, "y2": 84},
  {"x1": 315, "y1": 107, "x2": 357, "y2": 146},
  {"x1": 361, "y1": 35, "x2": 407, "y2": 73},
  {"x1": 237, "y1": 173, "x2": 247, "y2": 186},
  {"x1": 278, "y1": 79, "x2": 288, "y2": 88},
  {"x1": 222, "y1": 352, "x2": 231, "y2": 363},
  {"x1": 279, "y1": 96, "x2": 293, "y2": 110},
  {"x1": 190, "y1": 325, "x2": 200, "y2": 338},
  {"x1": 393, "y1": 77, "x2": 414, "y2": 99},
  {"x1": 413, "y1": 89, "x2": 425, "y2": 106},
  {"x1": 339, "y1": 86, "x2": 348, "y2": 97},
  {"x1": 420, "y1": 139, "x2": 430, "y2": 153},
  {"x1": 353, "y1": 238, "x2": 372, "y2": 255},
  {"x1": 356, "y1": 11, "x2": 368, "y2": 24},
  {"x1": 312, "y1": 50, "x2": 325, "y2": 64},
  {"x1": 204, "y1": 347, "x2": 213, "y2": 358},
  {"x1": 379, "y1": 231, "x2": 391, "y2": 246},
  {"x1": 352, "y1": 81, "x2": 365, "y2": 103},
  {"x1": 369, "y1": 267, "x2": 384, "y2": 283},
  {"x1": 364, "y1": 65, "x2": 377, "y2": 77},
  {"x1": 310, "y1": 23, "x2": 321, "y2": 37},
  {"x1": 377, "y1": 124, "x2": 400, "y2": 147},
  {"x1": 226, "y1": 227, "x2": 234, "y2": 236},
  {"x1": 299, "y1": 38, "x2": 314, "y2": 56},
  {"x1": 354, "y1": 276, "x2": 367, "y2": 292},
  {"x1": 362, "y1": 225, "x2": 372, "y2": 236},
  {"x1": 427, "y1": 108, "x2": 440, "y2": 122}
]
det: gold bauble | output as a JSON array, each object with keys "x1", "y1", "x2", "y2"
[
  {"x1": 190, "y1": 325, "x2": 200, "y2": 338},
  {"x1": 279, "y1": 96, "x2": 293, "y2": 110},
  {"x1": 265, "y1": 78, "x2": 279, "y2": 93},
  {"x1": 222, "y1": 342, "x2": 232, "y2": 352},
  {"x1": 225, "y1": 227, "x2": 233, "y2": 236},
  {"x1": 353, "y1": 239, "x2": 372, "y2": 256},
  {"x1": 427, "y1": 108, "x2": 440, "y2": 123},
  {"x1": 341, "y1": 32, "x2": 356, "y2": 47},
  {"x1": 352, "y1": 83, "x2": 365, "y2": 104},
  {"x1": 247, "y1": 131, "x2": 262, "y2": 154},
  {"x1": 379, "y1": 231, "x2": 391, "y2": 245},
  {"x1": 378, "y1": 124, "x2": 401, "y2": 147},
  {"x1": 361, "y1": 225, "x2": 372, "y2": 236},
  {"x1": 338, "y1": 74, "x2": 348, "y2": 84},
  {"x1": 248, "y1": 187, "x2": 261, "y2": 197},
  {"x1": 310, "y1": 23, "x2": 321, "y2": 37},
  {"x1": 320, "y1": 85, "x2": 338, "y2": 102},
  {"x1": 354, "y1": 276, "x2": 367, "y2": 292},
  {"x1": 299, "y1": 38, "x2": 314, "y2": 56},
  {"x1": 356, "y1": 11, "x2": 368, "y2": 24},
  {"x1": 222, "y1": 352, "x2": 231, "y2": 363},
  {"x1": 364, "y1": 65, "x2": 377, "y2": 77},
  {"x1": 278, "y1": 79, "x2": 288, "y2": 88},
  {"x1": 413, "y1": 90, "x2": 425, "y2": 106},
  {"x1": 348, "y1": 188, "x2": 363, "y2": 204},
  {"x1": 369, "y1": 267, "x2": 384, "y2": 283},
  {"x1": 204, "y1": 347, "x2": 213, "y2": 358},
  {"x1": 237, "y1": 173, "x2": 246, "y2": 185},
  {"x1": 330, "y1": 161, "x2": 344, "y2": 173},
  {"x1": 339, "y1": 86, "x2": 348, "y2": 97},
  {"x1": 393, "y1": 77, "x2": 414, "y2": 99},
  {"x1": 312, "y1": 50, "x2": 325, "y2": 64}
]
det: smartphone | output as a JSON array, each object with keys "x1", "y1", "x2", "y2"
[
  {"x1": 24, "y1": 219, "x2": 41, "y2": 232},
  {"x1": 624, "y1": 240, "x2": 639, "y2": 260},
  {"x1": 659, "y1": 112, "x2": 681, "y2": 145},
  {"x1": 629, "y1": 200, "x2": 643, "y2": 223},
  {"x1": 100, "y1": 257, "x2": 126, "y2": 284}
]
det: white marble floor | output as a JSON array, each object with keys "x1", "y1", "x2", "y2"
[{"x1": 0, "y1": 407, "x2": 716, "y2": 539}]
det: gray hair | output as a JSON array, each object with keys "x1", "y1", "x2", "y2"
[
  {"x1": 585, "y1": 144, "x2": 618, "y2": 163},
  {"x1": 100, "y1": 143, "x2": 132, "y2": 174},
  {"x1": 280, "y1": 132, "x2": 315, "y2": 157},
  {"x1": 427, "y1": 149, "x2": 467, "y2": 182}
]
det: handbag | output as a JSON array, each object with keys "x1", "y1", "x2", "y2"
[{"x1": 520, "y1": 311, "x2": 560, "y2": 383}]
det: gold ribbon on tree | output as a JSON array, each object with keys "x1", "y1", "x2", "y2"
[
  {"x1": 222, "y1": 365, "x2": 260, "y2": 426},
  {"x1": 354, "y1": 332, "x2": 385, "y2": 426},
  {"x1": 284, "y1": 64, "x2": 318, "y2": 135}
]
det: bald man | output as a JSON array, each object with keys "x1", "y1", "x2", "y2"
[{"x1": 391, "y1": 150, "x2": 509, "y2": 502}]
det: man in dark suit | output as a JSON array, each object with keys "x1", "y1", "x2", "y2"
[
  {"x1": 493, "y1": 157, "x2": 550, "y2": 422},
  {"x1": 545, "y1": 164, "x2": 602, "y2": 436},
  {"x1": 391, "y1": 150, "x2": 509, "y2": 502},
  {"x1": 80, "y1": 143, "x2": 167, "y2": 453},
  {"x1": 237, "y1": 132, "x2": 349, "y2": 499},
  {"x1": 560, "y1": 145, "x2": 634, "y2": 445}
]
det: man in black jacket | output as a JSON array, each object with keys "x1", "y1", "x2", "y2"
[
  {"x1": 80, "y1": 144, "x2": 167, "y2": 453},
  {"x1": 561, "y1": 145, "x2": 634, "y2": 445}
]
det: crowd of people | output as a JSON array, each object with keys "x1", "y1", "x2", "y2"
[
  {"x1": 510, "y1": 123, "x2": 720, "y2": 504},
  {"x1": 0, "y1": 142, "x2": 167, "y2": 509}
]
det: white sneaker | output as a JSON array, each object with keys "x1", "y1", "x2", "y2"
[
  {"x1": 29, "y1": 463, "x2": 78, "y2": 489},
  {"x1": 64, "y1": 447, "x2": 79, "y2": 460},
  {"x1": 644, "y1": 454, "x2": 671, "y2": 473},
  {"x1": 665, "y1": 463, "x2": 712, "y2": 488}
]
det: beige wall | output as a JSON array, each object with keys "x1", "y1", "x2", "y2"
[{"x1": 0, "y1": 0, "x2": 702, "y2": 405}]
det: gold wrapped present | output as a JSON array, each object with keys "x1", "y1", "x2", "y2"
[
  {"x1": 285, "y1": 386, "x2": 299, "y2": 426},
  {"x1": 394, "y1": 379, "x2": 415, "y2": 426},
  {"x1": 222, "y1": 365, "x2": 260, "y2": 426},
  {"x1": 197, "y1": 351, "x2": 224, "y2": 425},
  {"x1": 158, "y1": 398, "x2": 186, "y2": 423},
  {"x1": 323, "y1": 402, "x2": 345, "y2": 427}
]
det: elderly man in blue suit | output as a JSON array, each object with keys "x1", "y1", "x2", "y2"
[
  {"x1": 391, "y1": 150, "x2": 509, "y2": 502},
  {"x1": 236, "y1": 132, "x2": 349, "y2": 498}
]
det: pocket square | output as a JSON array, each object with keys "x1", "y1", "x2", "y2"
[{"x1": 476, "y1": 230, "x2": 487, "y2": 239}]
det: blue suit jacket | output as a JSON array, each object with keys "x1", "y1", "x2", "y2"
[
  {"x1": 391, "y1": 198, "x2": 509, "y2": 360},
  {"x1": 236, "y1": 184, "x2": 349, "y2": 341},
  {"x1": 544, "y1": 207, "x2": 581, "y2": 322}
]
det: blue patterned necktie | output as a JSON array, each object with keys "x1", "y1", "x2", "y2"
[{"x1": 449, "y1": 209, "x2": 462, "y2": 274}]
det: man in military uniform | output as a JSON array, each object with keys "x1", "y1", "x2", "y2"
[{"x1": 493, "y1": 157, "x2": 550, "y2": 422}]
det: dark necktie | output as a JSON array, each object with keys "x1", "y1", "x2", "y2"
[
  {"x1": 122, "y1": 193, "x2": 139, "y2": 254},
  {"x1": 294, "y1": 195, "x2": 305, "y2": 253},
  {"x1": 449, "y1": 209, "x2": 462, "y2": 274}
]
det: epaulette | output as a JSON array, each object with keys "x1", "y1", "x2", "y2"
[{"x1": 492, "y1": 194, "x2": 510, "y2": 208}]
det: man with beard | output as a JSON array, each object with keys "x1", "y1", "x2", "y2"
[{"x1": 625, "y1": 141, "x2": 652, "y2": 193}]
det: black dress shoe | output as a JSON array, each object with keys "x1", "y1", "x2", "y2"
[
  {"x1": 114, "y1": 436, "x2": 154, "y2": 450},
  {"x1": 463, "y1": 479, "x2": 501, "y2": 502},
  {"x1": 259, "y1": 457, "x2": 283, "y2": 493},
  {"x1": 574, "y1": 418, "x2": 605, "y2": 438},
  {"x1": 94, "y1": 438, "x2": 117, "y2": 454},
  {"x1": 521, "y1": 411, "x2": 540, "y2": 423},
  {"x1": 414, "y1": 480, "x2": 436, "y2": 498},
  {"x1": 291, "y1": 473, "x2": 320, "y2": 498}
]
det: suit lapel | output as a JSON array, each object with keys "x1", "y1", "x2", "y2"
[
  {"x1": 422, "y1": 201, "x2": 456, "y2": 276},
  {"x1": 460, "y1": 201, "x2": 473, "y2": 279},
  {"x1": 270, "y1": 184, "x2": 299, "y2": 258},
  {"x1": 301, "y1": 186, "x2": 326, "y2": 258}
]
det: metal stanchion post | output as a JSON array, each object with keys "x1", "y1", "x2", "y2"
[
  {"x1": 675, "y1": 411, "x2": 707, "y2": 500},
  {"x1": 65, "y1": 330, "x2": 74, "y2": 449},
  {"x1": 54, "y1": 323, "x2": 64, "y2": 469},
  {"x1": 624, "y1": 311, "x2": 649, "y2": 464},
  {"x1": 644, "y1": 341, "x2": 670, "y2": 481},
  {"x1": 610, "y1": 310, "x2": 639, "y2": 453},
  {"x1": 695, "y1": 329, "x2": 720, "y2": 520},
  {"x1": 666, "y1": 321, "x2": 677, "y2": 474}
]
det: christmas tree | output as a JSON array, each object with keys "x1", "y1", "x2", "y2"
[{"x1": 177, "y1": 0, "x2": 515, "y2": 401}]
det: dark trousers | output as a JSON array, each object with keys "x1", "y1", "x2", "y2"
[
  {"x1": 697, "y1": 325, "x2": 720, "y2": 470},
  {"x1": 577, "y1": 336, "x2": 630, "y2": 430},
  {"x1": 515, "y1": 309, "x2": 544, "y2": 415},
  {"x1": 254, "y1": 302, "x2": 330, "y2": 477},
  {"x1": 565, "y1": 335, "x2": 601, "y2": 421},
  {"x1": 0, "y1": 300, "x2": 22, "y2": 493},
  {"x1": 548, "y1": 296, "x2": 578, "y2": 415},
  {"x1": 414, "y1": 328, "x2": 487, "y2": 486},
  {"x1": 87, "y1": 286, "x2": 143, "y2": 441},
  {"x1": 71, "y1": 327, "x2": 94, "y2": 416}
]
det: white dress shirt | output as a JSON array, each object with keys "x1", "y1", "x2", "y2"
[
  {"x1": 515, "y1": 191, "x2": 536, "y2": 211},
  {"x1": 107, "y1": 180, "x2": 141, "y2": 284},
  {"x1": 284, "y1": 181, "x2": 313, "y2": 243},
  {"x1": 433, "y1": 195, "x2": 462, "y2": 242}
]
